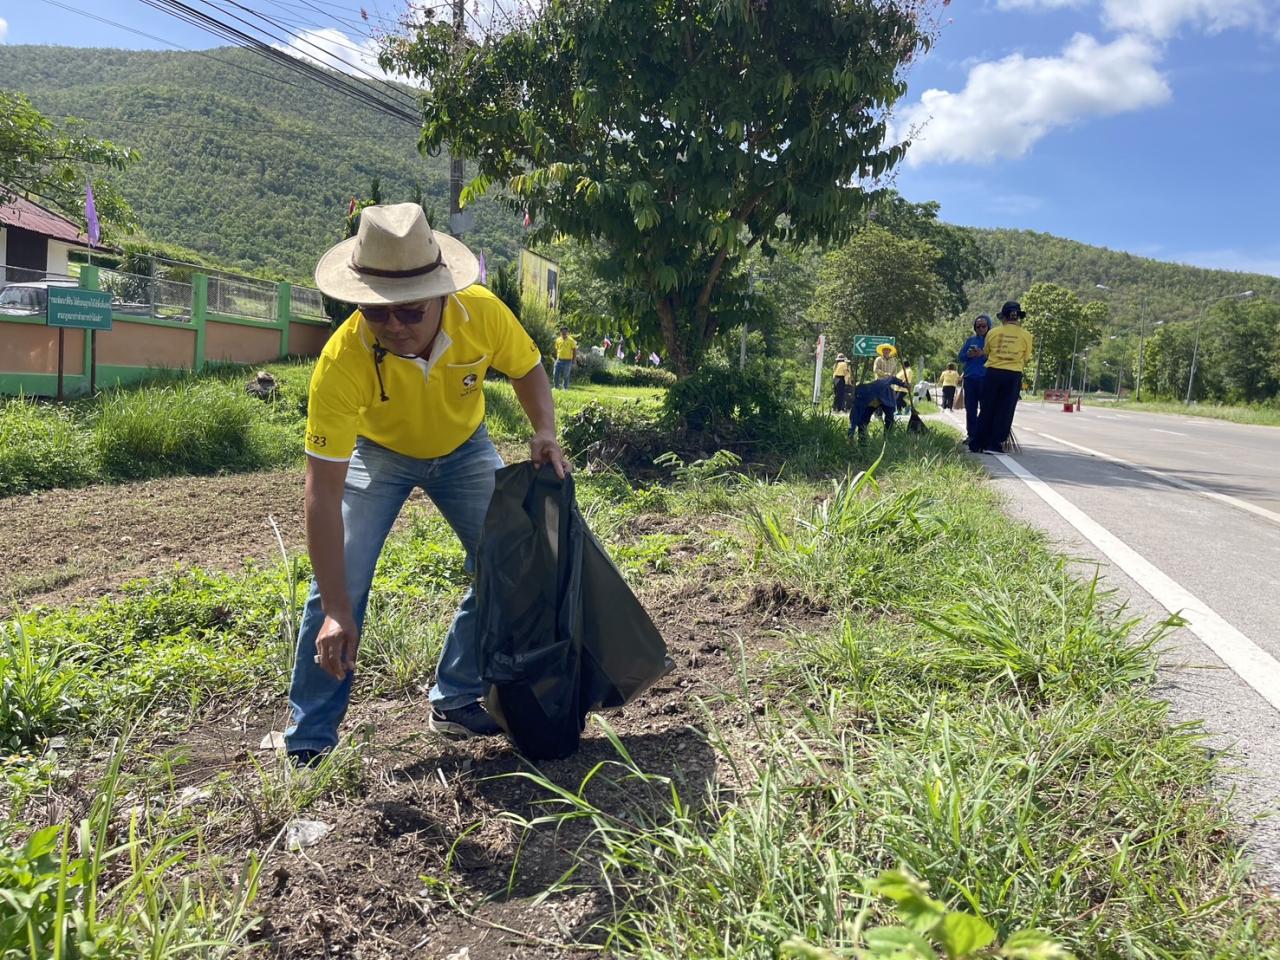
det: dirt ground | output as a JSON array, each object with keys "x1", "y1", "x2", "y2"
[
  {"x1": 4, "y1": 469, "x2": 827, "y2": 957},
  {"x1": 0, "y1": 468, "x2": 437, "y2": 613}
]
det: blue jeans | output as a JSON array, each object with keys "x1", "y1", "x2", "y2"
[
  {"x1": 285, "y1": 426, "x2": 503, "y2": 753},
  {"x1": 553, "y1": 359, "x2": 574, "y2": 389}
]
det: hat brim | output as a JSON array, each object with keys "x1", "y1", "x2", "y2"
[
  {"x1": 313, "y1": 231, "x2": 480, "y2": 305},
  {"x1": 876, "y1": 345, "x2": 897, "y2": 356}
]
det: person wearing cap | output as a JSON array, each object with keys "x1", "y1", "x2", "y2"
[
  {"x1": 832, "y1": 352, "x2": 851, "y2": 412},
  {"x1": 286, "y1": 203, "x2": 571, "y2": 765},
  {"x1": 969, "y1": 300, "x2": 1033, "y2": 454},
  {"x1": 553, "y1": 326, "x2": 578, "y2": 389},
  {"x1": 957, "y1": 314, "x2": 991, "y2": 441}
]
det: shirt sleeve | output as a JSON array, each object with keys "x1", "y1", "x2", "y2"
[
  {"x1": 489, "y1": 299, "x2": 543, "y2": 378},
  {"x1": 305, "y1": 353, "x2": 364, "y2": 461}
]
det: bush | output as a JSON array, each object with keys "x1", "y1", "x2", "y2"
[
  {"x1": 93, "y1": 382, "x2": 286, "y2": 479},
  {"x1": 0, "y1": 398, "x2": 97, "y2": 496},
  {"x1": 519, "y1": 296, "x2": 558, "y2": 366},
  {"x1": 589, "y1": 361, "x2": 676, "y2": 388},
  {"x1": 561, "y1": 399, "x2": 670, "y2": 469},
  {"x1": 572, "y1": 348, "x2": 608, "y2": 383},
  {"x1": 664, "y1": 351, "x2": 782, "y2": 433}
]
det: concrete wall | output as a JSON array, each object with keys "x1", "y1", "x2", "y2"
[
  {"x1": 0, "y1": 322, "x2": 85, "y2": 374},
  {"x1": 46, "y1": 240, "x2": 71, "y2": 277},
  {"x1": 205, "y1": 318, "x2": 280, "y2": 365},
  {"x1": 288, "y1": 321, "x2": 331, "y2": 357},
  {"x1": 95, "y1": 320, "x2": 194, "y2": 369}
]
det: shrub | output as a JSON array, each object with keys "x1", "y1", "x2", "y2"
[
  {"x1": 0, "y1": 398, "x2": 97, "y2": 496},
  {"x1": 589, "y1": 361, "x2": 676, "y2": 388},
  {"x1": 561, "y1": 399, "x2": 670, "y2": 469},
  {"x1": 664, "y1": 350, "x2": 782, "y2": 433},
  {"x1": 572, "y1": 348, "x2": 608, "y2": 383},
  {"x1": 519, "y1": 295, "x2": 558, "y2": 365}
]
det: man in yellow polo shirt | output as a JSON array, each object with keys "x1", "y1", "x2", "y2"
[
  {"x1": 286, "y1": 203, "x2": 571, "y2": 765},
  {"x1": 553, "y1": 326, "x2": 578, "y2": 389},
  {"x1": 969, "y1": 300, "x2": 1033, "y2": 454}
]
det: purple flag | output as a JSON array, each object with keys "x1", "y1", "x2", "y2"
[
  {"x1": 85, "y1": 181, "x2": 101, "y2": 247},
  {"x1": 478, "y1": 251, "x2": 487, "y2": 284}
]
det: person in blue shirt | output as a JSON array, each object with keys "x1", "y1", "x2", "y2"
[
  {"x1": 849, "y1": 376, "x2": 908, "y2": 442},
  {"x1": 957, "y1": 314, "x2": 991, "y2": 443}
]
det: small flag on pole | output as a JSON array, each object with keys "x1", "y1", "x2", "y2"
[
  {"x1": 348, "y1": 196, "x2": 357, "y2": 216},
  {"x1": 85, "y1": 181, "x2": 100, "y2": 247},
  {"x1": 478, "y1": 251, "x2": 487, "y2": 284},
  {"x1": 522, "y1": 209, "x2": 532, "y2": 228}
]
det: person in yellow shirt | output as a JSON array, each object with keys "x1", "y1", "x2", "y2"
[
  {"x1": 553, "y1": 326, "x2": 578, "y2": 389},
  {"x1": 969, "y1": 300, "x2": 1034, "y2": 454},
  {"x1": 290, "y1": 203, "x2": 571, "y2": 763},
  {"x1": 939, "y1": 363, "x2": 961, "y2": 410},
  {"x1": 832, "y1": 352, "x2": 851, "y2": 411}
]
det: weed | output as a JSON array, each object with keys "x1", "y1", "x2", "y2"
[{"x1": 0, "y1": 397, "x2": 97, "y2": 496}]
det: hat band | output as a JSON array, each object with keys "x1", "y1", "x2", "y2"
[{"x1": 351, "y1": 248, "x2": 444, "y2": 279}]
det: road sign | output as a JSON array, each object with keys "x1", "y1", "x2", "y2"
[
  {"x1": 852, "y1": 334, "x2": 894, "y2": 357},
  {"x1": 47, "y1": 289, "x2": 112, "y2": 331}
]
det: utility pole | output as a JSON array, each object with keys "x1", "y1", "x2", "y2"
[{"x1": 1135, "y1": 296, "x2": 1147, "y2": 402}]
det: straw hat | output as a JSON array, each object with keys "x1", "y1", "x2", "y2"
[
  {"x1": 314, "y1": 203, "x2": 480, "y2": 305},
  {"x1": 876, "y1": 343, "x2": 897, "y2": 357},
  {"x1": 835, "y1": 353, "x2": 848, "y2": 361}
]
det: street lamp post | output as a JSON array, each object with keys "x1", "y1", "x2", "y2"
[
  {"x1": 1185, "y1": 290, "x2": 1255, "y2": 404},
  {"x1": 1135, "y1": 296, "x2": 1148, "y2": 402}
]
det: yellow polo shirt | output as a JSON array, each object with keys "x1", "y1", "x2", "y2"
[
  {"x1": 833, "y1": 360, "x2": 850, "y2": 379},
  {"x1": 554, "y1": 335, "x2": 577, "y2": 360},
  {"x1": 983, "y1": 324, "x2": 1033, "y2": 372},
  {"x1": 305, "y1": 284, "x2": 541, "y2": 461},
  {"x1": 940, "y1": 370, "x2": 961, "y2": 387}
]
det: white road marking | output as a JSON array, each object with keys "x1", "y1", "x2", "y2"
[
  {"x1": 1153, "y1": 428, "x2": 1188, "y2": 437},
  {"x1": 993, "y1": 452, "x2": 1280, "y2": 714},
  {"x1": 1022, "y1": 428, "x2": 1280, "y2": 529}
]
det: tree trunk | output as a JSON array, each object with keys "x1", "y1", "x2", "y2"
[{"x1": 656, "y1": 298, "x2": 690, "y2": 377}]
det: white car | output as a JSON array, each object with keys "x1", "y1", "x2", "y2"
[{"x1": 0, "y1": 279, "x2": 81, "y2": 316}]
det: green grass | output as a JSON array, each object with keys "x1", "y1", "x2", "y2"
[
  {"x1": 2, "y1": 388, "x2": 1278, "y2": 957},
  {"x1": 1113, "y1": 398, "x2": 1280, "y2": 427}
]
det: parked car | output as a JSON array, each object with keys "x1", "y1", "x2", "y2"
[{"x1": 0, "y1": 279, "x2": 81, "y2": 316}]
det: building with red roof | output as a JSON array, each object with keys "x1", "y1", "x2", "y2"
[{"x1": 0, "y1": 193, "x2": 93, "y2": 284}]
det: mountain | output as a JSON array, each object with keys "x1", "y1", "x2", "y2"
[
  {"x1": 0, "y1": 44, "x2": 523, "y2": 281},
  {"x1": 962, "y1": 228, "x2": 1280, "y2": 332},
  {"x1": 3, "y1": 44, "x2": 1275, "y2": 316}
]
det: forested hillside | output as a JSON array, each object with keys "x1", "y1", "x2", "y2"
[
  {"x1": 3, "y1": 44, "x2": 1276, "y2": 310},
  {"x1": 963, "y1": 228, "x2": 1280, "y2": 332},
  {"x1": 0, "y1": 44, "x2": 522, "y2": 280}
]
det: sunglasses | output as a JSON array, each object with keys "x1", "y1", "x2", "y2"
[{"x1": 361, "y1": 303, "x2": 430, "y2": 325}]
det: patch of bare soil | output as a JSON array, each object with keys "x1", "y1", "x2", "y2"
[
  {"x1": 144, "y1": 570, "x2": 829, "y2": 959},
  {"x1": 0, "y1": 471, "x2": 444, "y2": 613}
]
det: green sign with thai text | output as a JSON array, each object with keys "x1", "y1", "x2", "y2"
[
  {"x1": 852, "y1": 334, "x2": 895, "y2": 357},
  {"x1": 47, "y1": 289, "x2": 113, "y2": 331}
]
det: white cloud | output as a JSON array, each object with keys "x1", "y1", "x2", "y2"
[
  {"x1": 0, "y1": 17, "x2": 8, "y2": 43},
  {"x1": 271, "y1": 27, "x2": 401, "y2": 84},
  {"x1": 895, "y1": 33, "x2": 1170, "y2": 166},
  {"x1": 1100, "y1": 0, "x2": 1272, "y2": 39}
]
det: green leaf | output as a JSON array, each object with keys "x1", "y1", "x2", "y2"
[
  {"x1": 936, "y1": 913, "x2": 997, "y2": 959},
  {"x1": 864, "y1": 926, "x2": 939, "y2": 959}
]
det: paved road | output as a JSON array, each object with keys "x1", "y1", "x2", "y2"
[{"x1": 939, "y1": 402, "x2": 1280, "y2": 882}]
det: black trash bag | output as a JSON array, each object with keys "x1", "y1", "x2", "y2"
[{"x1": 477, "y1": 462, "x2": 673, "y2": 759}]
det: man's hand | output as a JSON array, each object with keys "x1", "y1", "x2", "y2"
[
  {"x1": 531, "y1": 431, "x2": 571, "y2": 479},
  {"x1": 315, "y1": 610, "x2": 359, "y2": 681}
]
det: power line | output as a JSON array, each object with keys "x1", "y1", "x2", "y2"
[
  {"x1": 137, "y1": 0, "x2": 423, "y2": 126},
  {"x1": 195, "y1": 0, "x2": 419, "y2": 108}
]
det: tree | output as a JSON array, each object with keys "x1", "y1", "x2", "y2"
[
  {"x1": 384, "y1": 0, "x2": 938, "y2": 375},
  {"x1": 867, "y1": 192, "x2": 991, "y2": 316},
  {"x1": 1203, "y1": 298, "x2": 1280, "y2": 403},
  {"x1": 1142, "y1": 324, "x2": 1198, "y2": 399},
  {"x1": 1020, "y1": 282, "x2": 1102, "y2": 389},
  {"x1": 0, "y1": 90, "x2": 136, "y2": 237},
  {"x1": 811, "y1": 224, "x2": 945, "y2": 366}
]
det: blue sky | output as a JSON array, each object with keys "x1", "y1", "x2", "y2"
[{"x1": 2, "y1": 0, "x2": 1278, "y2": 277}]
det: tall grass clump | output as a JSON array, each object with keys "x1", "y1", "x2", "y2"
[
  {"x1": 0, "y1": 397, "x2": 96, "y2": 495},
  {"x1": 93, "y1": 382, "x2": 293, "y2": 479}
]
